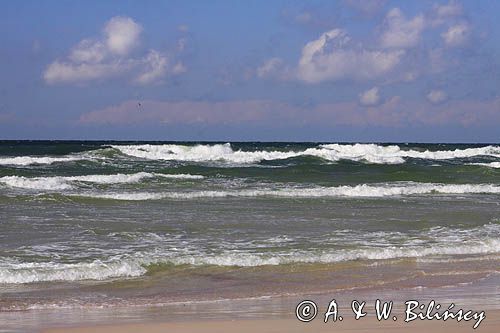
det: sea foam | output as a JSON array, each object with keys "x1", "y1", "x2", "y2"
[
  {"x1": 469, "y1": 162, "x2": 500, "y2": 168},
  {"x1": 112, "y1": 143, "x2": 500, "y2": 165},
  {"x1": 77, "y1": 183, "x2": 500, "y2": 201},
  {"x1": 0, "y1": 156, "x2": 83, "y2": 166},
  {"x1": 0, "y1": 258, "x2": 145, "y2": 284},
  {"x1": 0, "y1": 173, "x2": 203, "y2": 190},
  {"x1": 1, "y1": 236, "x2": 499, "y2": 283}
]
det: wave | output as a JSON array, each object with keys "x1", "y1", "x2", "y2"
[
  {"x1": 320, "y1": 144, "x2": 500, "y2": 163},
  {"x1": 469, "y1": 162, "x2": 500, "y2": 168},
  {"x1": 0, "y1": 175, "x2": 73, "y2": 190},
  {"x1": 161, "y1": 239, "x2": 500, "y2": 267},
  {"x1": 2, "y1": 236, "x2": 499, "y2": 284},
  {"x1": 157, "y1": 173, "x2": 204, "y2": 179},
  {"x1": 0, "y1": 155, "x2": 83, "y2": 166},
  {"x1": 112, "y1": 143, "x2": 500, "y2": 165},
  {"x1": 76, "y1": 183, "x2": 500, "y2": 201},
  {"x1": 0, "y1": 173, "x2": 203, "y2": 190},
  {"x1": 0, "y1": 258, "x2": 145, "y2": 284}
]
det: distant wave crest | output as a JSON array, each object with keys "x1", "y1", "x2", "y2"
[{"x1": 112, "y1": 143, "x2": 500, "y2": 165}]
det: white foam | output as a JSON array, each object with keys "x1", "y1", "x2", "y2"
[
  {"x1": 113, "y1": 143, "x2": 301, "y2": 163},
  {"x1": 0, "y1": 156, "x2": 83, "y2": 166},
  {"x1": 66, "y1": 172, "x2": 156, "y2": 184},
  {"x1": 3, "y1": 237, "x2": 499, "y2": 283},
  {"x1": 167, "y1": 238, "x2": 500, "y2": 267},
  {"x1": 0, "y1": 172, "x2": 202, "y2": 190},
  {"x1": 3, "y1": 223, "x2": 500, "y2": 284},
  {"x1": 469, "y1": 162, "x2": 500, "y2": 168},
  {"x1": 0, "y1": 258, "x2": 145, "y2": 284},
  {"x1": 80, "y1": 183, "x2": 500, "y2": 200},
  {"x1": 321, "y1": 144, "x2": 500, "y2": 161},
  {"x1": 157, "y1": 173, "x2": 204, "y2": 179},
  {"x1": 0, "y1": 176, "x2": 72, "y2": 190},
  {"x1": 111, "y1": 143, "x2": 500, "y2": 165}
]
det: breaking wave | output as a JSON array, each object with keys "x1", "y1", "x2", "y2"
[
  {"x1": 0, "y1": 173, "x2": 203, "y2": 190},
  {"x1": 112, "y1": 143, "x2": 500, "y2": 164},
  {"x1": 0, "y1": 258, "x2": 145, "y2": 284},
  {"x1": 469, "y1": 162, "x2": 500, "y2": 168},
  {"x1": 1, "y1": 237, "x2": 499, "y2": 284},
  {"x1": 76, "y1": 183, "x2": 500, "y2": 201},
  {"x1": 0, "y1": 155, "x2": 84, "y2": 166}
]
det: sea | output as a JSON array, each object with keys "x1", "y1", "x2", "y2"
[{"x1": 0, "y1": 141, "x2": 499, "y2": 331}]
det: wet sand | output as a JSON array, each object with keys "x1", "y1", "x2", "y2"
[{"x1": 42, "y1": 312, "x2": 500, "y2": 333}]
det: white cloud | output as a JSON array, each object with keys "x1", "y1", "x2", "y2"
[
  {"x1": 359, "y1": 87, "x2": 381, "y2": 106},
  {"x1": 257, "y1": 57, "x2": 283, "y2": 78},
  {"x1": 69, "y1": 39, "x2": 107, "y2": 63},
  {"x1": 380, "y1": 8, "x2": 425, "y2": 49},
  {"x1": 44, "y1": 16, "x2": 183, "y2": 85},
  {"x1": 104, "y1": 16, "x2": 142, "y2": 55},
  {"x1": 430, "y1": 1, "x2": 464, "y2": 27},
  {"x1": 427, "y1": 90, "x2": 448, "y2": 104},
  {"x1": 134, "y1": 50, "x2": 169, "y2": 85},
  {"x1": 435, "y1": 1, "x2": 462, "y2": 19},
  {"x1": 297, "y1": 29, "x2": 404, "y2": 83},
  {"x1": 44, "y1": 61, "x2": 132, "y2": 84},
  {"x1": 441, "y1": 23, "x2": 470, "y2": 47}
]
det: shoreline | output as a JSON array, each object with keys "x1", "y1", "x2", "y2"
[
  {"x1": 42, "y1": 315, "x2": 500, "y2": 333},
  {"x1": 2, "y1": 272, "x2": 497, "y2": 332}
]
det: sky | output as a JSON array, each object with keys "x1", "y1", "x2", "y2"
[{"x1": 0, "y1": 0, "x2": 499, "y2": 142}]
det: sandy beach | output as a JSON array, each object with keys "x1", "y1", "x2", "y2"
[{"x1": 43, "y1": 312, "x2": 500, "y2": 333}]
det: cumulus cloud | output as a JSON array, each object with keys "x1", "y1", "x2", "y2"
[
  {"x1": 258, "y1": 4, "x2": 474, "y2": 85},
  {"x1": 69, "y1": 40, "x2": 107, "y2": 63},
  {"x1": 297, "y1": 29, "x2": 404, "y2": 83},
  {"x1": 427, "y1": 90, "x2": 448, "y2": 104},
  {"x1": 104, "y1": 17, "x2": 142, "y2": 55},
  {"x1": 380, "y1": 8, "x2": 425, "y2": 49},
  {"x1": 359, "y1": 87, "x2": 381, "y2": 106},
  {"x1": 43, "y1": 16, "x2": 183, "y2": 85},
  {"x1": 441, "y1": 23, "x2": 470, "y2": 47}
]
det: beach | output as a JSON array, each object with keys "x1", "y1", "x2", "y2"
[{"x1": 42, "y1": 315, "x2": 500, "y2": 333}]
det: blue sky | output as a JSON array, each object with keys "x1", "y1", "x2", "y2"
[{"x1": 0, "y1": 0, "x2": 499, "y2": 142}]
